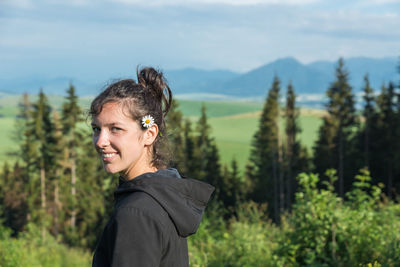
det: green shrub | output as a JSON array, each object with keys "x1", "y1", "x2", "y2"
[
  {"x1": 0, "y1": 223, "x2": 91, "y2": 267},
  {"x1": 277, "y1": 169, "x2": 400, "y2": 266},
  {"x1": 189, "y1": 201, "x2": 282, "y2": 267},
  {"x1": 189, "y1": 169, "x2": 400, "y2": 266}
]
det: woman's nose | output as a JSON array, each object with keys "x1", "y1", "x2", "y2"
[{"x1": 94, "y1": 130, "x2": 110, "y2": 148}]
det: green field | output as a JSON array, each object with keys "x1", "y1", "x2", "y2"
[
  {"x1": 208, "y1": 113, "x2": 322, "y2": 172},
  {"x1": 178, "y1": 100, "x2": 263, "y2": 118},
  {"x1": 0, "y1": 95, "x2": 323, "y2": 170},
  {"x1": 0, "y1": 117, "x2": 19, "y2": 162}
]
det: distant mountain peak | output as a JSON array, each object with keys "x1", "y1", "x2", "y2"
[
  {"x1": 272, "y1": 57, "x2": 300, "y2": 64},
  {"x1": 0, "y1": 56, "x2": 397, "y2": 98}
]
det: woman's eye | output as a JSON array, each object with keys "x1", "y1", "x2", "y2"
[
  {"x1": 111, "y1": 127, "x2": 122, "y2": 132},
  {"x1": 92, "y1": 127, "x2": 100, "y2": 133}
]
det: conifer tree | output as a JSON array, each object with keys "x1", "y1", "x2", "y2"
[
  {"x1": 165, "y1": 99, "x2": 185, "y2": 171},
  {"x1": 313, "y1": 59, "x2": 357, "y2": 197},
  {"x1": 246, "y1": 76, "x2": 281, "y2": 221},
  {"x1": 182, "y1": 119, "x2": 196, "y2": 176},
  {"x1": 29, "y1": 89, "x2": 56, "y2": 228},
  {"x1": 61, "y1": 84, "x2": 82, "y2": 231},
  {"x1": 204, "y1": 143, "x2": 222, "y2": 195},
  {"x1": 375, "y1": 82, "x2": 397, "y2": 197},
  {"x1": 219, "y1": 158, "x2": 248, "y2": 216},
  {"x1": 16, "y1": 94, "x2": 37, "y2": 224},
  {"x1": 191, "y1": 105, "x2": 210, "y2": 181},
  {"x1": 192, "y1": 104, "x2": 222, "y2": 188},
  {"x1": 6, "y1": 94, "x2": 33, "y2": 232},
  {"x1": 0, "y1": 162, "x2": 10, "y2": 227},
  {"x1": 50, "y1": 109, "x2": 65, "y2": 237},
  {"x1": 361, "y1": 74, "x2": 375, "y2": 168},
  {"x1": 1, "y1": 162, "x2": 27, "y2": 233},
  {"x1": 284, "y1": 82, "x2": 307, "y2": 208},
  {"x1": 13, "y1": 93, "x2": 31, "y2": 145},
  {"x1": 313, "y1": 117, "x2": 336, "y2": 175}
]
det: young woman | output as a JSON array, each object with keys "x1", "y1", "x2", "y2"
[{"x1": 90, "y1": 67, "x2": 214, "y2": 267}]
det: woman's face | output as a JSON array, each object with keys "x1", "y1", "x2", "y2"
[{"x1": 91, "y1": 102, "x2": 154, "y2": 179}]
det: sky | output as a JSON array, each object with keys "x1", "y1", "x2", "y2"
[{"x1": 1, "y1": 0, "x2": 399, "y2": 81}]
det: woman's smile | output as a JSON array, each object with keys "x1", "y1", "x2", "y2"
[{"x1": 101, "y1": 152, "x2": 118, "y2": 162}]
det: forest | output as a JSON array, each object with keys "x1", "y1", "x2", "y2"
[{"x1": 1, "y1": 58, "x2": 400, "y2": 266}]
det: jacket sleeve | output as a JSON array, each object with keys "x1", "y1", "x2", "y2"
[{"x1": 109, "y1": 207, "x2": 165, "y2": 267}]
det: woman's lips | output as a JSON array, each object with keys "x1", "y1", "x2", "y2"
[{"x1": 101, "y1": 152, "x2": 117, "y2": 162}]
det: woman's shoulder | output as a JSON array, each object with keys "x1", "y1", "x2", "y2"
[{"x1": 114, "y1": 191, "x2": 172, "y2": 229}]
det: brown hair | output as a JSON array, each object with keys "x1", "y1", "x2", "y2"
[{"x1": 89, "y1": 67, "x2": 172, "y2": 169}]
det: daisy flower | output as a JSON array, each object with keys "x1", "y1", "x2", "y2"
[{"x1": 141, "y1": 115, "x2": 154, "y2": 128}]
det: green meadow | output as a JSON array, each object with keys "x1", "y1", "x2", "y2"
[
  {"x1": 0, "y1": 95, "x2": 323, "y2": 170},
  {"x1": 208, "y1": 113, "x2": 322, "y2": 171}
]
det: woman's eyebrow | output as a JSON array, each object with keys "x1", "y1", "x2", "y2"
[{"x1": 91, "y1": 122, "x2": 123, "y2": 127}]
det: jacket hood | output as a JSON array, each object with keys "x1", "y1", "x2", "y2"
[{"x1": 114, "y1": 168, "x2": 215, "y2": 238}]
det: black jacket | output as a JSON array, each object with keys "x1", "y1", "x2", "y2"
[{"x1": 92, "y1": 169, "x2": 214, "y2": 267}]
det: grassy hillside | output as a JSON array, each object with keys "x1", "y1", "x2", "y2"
[
  {"x1": 0, "y1": 95, "x2": 323, "y2": 170},
  {"x1": 0, "y1": 118, "x2": 19, "y2": 162},
  {"x1": 178, "y1": 100, "x2": 263, "y2": 118},
  {"x1": 208, "y1": 111, "x2": 323, "y2": 171}
]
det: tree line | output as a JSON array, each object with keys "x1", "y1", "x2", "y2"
[{"x1": 0, "y1": 58, "x2": 399, "y2": 250}]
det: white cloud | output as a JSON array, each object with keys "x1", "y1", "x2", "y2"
[
  {"x1": 2, "y1": 0, "x2": 34, "y2": 9},
  {"x1": 365, "y1": 0, "x2": 400, "y2": 4}
]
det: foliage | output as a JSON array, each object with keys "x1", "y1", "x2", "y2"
[
  {"x1": 189, "y1": 201, "x2": 281, "y2": 267},
  {"x1": 246, "y1": 75, "x2": 281, "y2": 220},
  {"x1": 189, "y1": 170, "x2": 400, "y2": 266},
  {"x1": 277, "y1": 169, "x2": 400, "y2": 266},
  {"x1": 0, "y1": 224, "x2": 91, "y2": 267},
  {"x1": 313, "y1": 58, "x2": 358, "y2": 197},
  {"x1": 284, "y1": 82, "x2": 310, "y2": 209}
]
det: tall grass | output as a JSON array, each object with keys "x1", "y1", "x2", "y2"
[{"x1": 0, "y1": 224, "x2": 91, "y2": 267}]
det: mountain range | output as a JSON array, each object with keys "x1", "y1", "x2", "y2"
[{"x1": 0, "y1": 57, "x2": 398, "y2": 99}]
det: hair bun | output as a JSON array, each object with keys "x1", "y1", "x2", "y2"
[{"x1": 137, "y1": 67, "x2": 172, "y2": 116}]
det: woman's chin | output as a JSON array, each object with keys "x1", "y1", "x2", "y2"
[{"x1": 102, "y1": 164, "x2": 120, "y2": 174}]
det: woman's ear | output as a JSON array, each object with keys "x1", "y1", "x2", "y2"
[{"x1": 144, "y1": 124, "x2": 159, "y2": 146}]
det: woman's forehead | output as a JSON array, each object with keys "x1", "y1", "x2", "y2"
[{"x1": 93, "y1": 102, "x2": 134, "y2": 124}]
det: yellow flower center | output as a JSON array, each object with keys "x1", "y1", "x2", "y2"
[{"x1": 145, "y1": 119, "x2": 151, "y2": 124}]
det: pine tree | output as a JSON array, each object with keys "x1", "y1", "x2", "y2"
[
  {"x1": 49, "y1": 109, "x2": 65, "y2": 237},
  {"x1": 13, "y1": 93, "x2": 31, "y2": 145},
  {"x1": 192, "y1": 104, "x2": 222, "y2": 188},
  {"x1": 28, "y1": 89, "x2": 56, "y2": 229},
  {"x1": 0, "y1": 162, "x2": 10, "y2": 227},
  {"x1": 375, "y1": 82, "x2": 397, "y2": 197},
  {"x1": 16, "y1": 94, "x2": 37, "y2": 224},
  {"x1": 313, "y1": 116, "x2": 337, "y2": 176},
  {"x1": 1, "y1": 162, "x2": 28, "y2": 233},
  {"x1": 61, "y1": 84, "x2": 82, "y2": 232},
  {"x1": 246, "y1": 76, "x2": 281, "y2": 221},
  {"x1": 191, "y1": 105, "x2": 210, "y2": 181},
  {"x1": 395, "y1": 59, "x2": 400, "y2": 195},
  {"x1": 284, "y1": 82, "x2": 307, "y2": 209},
  {"x1": 5, "y1": 93, "x2": 33, "y2": 232},
  {"x1": 219, "y1": 158, "x2": 248, "y2": 216},
  {"x1": 204, "y1": 143, "x2": 222, "y2": 194},
  {"x1": 165, "y1": 99, "x2": 185, "y2": 171},
  {"x1": 313, "y1": 59, "x2": 357, "y2": 197},
  {"x1": 182, "y1": 119, "x2": 196, "y2": 177},
  {"x1": 361, "y1": 74, "x2": 375, "y2": 168}
]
